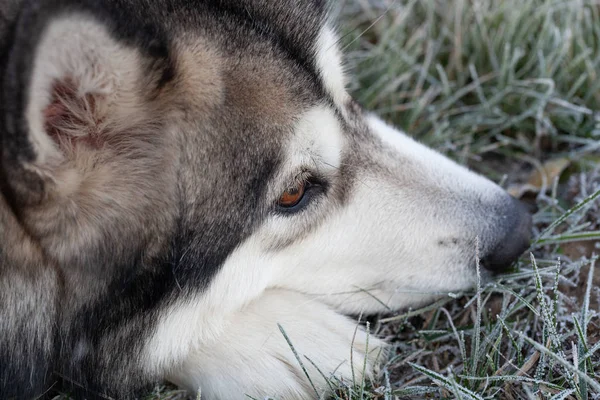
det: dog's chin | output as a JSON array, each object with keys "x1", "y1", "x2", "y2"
[{"x1": 378, "y1": 271, "x2": 485, "y2": 312}]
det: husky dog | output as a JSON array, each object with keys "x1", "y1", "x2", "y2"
[{"x1": 0, "y1": 0, "x2": 532, "y2": 398}]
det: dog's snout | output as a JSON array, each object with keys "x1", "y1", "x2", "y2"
[{"x1": 480, "y1": 197, "x2": 532, "y2": 273}]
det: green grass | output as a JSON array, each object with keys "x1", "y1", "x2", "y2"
[
  {"x1": 55, "y1": 0, "x2": 600, "y2": 398},
  {"x1": 329, "y1": 0, "x2": 600, "y2": 398},
  {"x1": 338, "y1": 0, "x2": 600, "y2": 166}
]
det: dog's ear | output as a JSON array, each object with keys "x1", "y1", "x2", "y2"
[
  {"x1": 0, "y1": 11, "x2": 180, "y2": 265},
  {"x1": 1, "y1": 12, "x2": 175, "y2": 207}
]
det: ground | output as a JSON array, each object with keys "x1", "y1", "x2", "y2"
[{"x1": 57, "y1": 0, "x2": 600, "y2": 398}]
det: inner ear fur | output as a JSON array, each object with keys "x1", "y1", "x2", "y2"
[
  {"x1": 0, "y1": 12, "x2": 181, "y2": 267},
  {"x1": 1, "y1": 13, "x2": 176, "y2": 207}
]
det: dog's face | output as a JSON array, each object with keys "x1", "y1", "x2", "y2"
[
  {"x1": 2, "y1": 1, "x2": 531, "y2": 318},
  {"x1": 1, "y1": 1, "x2": 531, "y2": 394}
]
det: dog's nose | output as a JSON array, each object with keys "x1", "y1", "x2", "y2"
[{"x1": 480, "y1": 197, "x2": 532, "y2": 273}]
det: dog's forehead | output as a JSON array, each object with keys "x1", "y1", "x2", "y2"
[
  {"x1": 170, "y1": 0, "x2": 345, "y2": 108},
  {"x1": 171, "y1": 0, "x2": 349, "y2": 145}
]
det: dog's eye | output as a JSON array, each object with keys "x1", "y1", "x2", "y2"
[
  {"x1": 276, "y1": 175, "x2": 326, "y2": 214},
  {"x1": 278, "y1": 182, "x2": 306, "y2": 208}
]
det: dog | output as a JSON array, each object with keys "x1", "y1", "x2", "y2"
[{"x1": 0, "y1": 0, "x2": 532, "y2": 398}]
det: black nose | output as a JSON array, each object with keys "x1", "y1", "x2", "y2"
[{"x1": 480, "y1": 197, "x2": 532, "y2": 273}]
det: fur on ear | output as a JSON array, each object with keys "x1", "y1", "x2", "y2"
[
  {"x1": 0, "y1": 12, "x2": 179, "y2": 266},
  {"x1": 0, "y1": 8, "x2": 181, "y2": 204},
  {"x1": 24, "y1": 15, "x2": 152, "y2": 187}
]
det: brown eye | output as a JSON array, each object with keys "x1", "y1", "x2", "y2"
[{"x1": 278, "y1": 181, "x2": 306, "y2": 208}]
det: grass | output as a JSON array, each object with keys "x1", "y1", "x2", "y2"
[
  {"x1": 338, "y1": 0, "x2": 600, "y2": 166},
  {"x1": 329, "y1": 0, "x2": 600, "y2": 398},
  {"x1": 55, "y1": 0, "x2": 600, "y2": 398}
]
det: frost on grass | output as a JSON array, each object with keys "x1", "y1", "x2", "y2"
[{"x1": 330, "y1": 0, "x2": 600, "y2": 398}]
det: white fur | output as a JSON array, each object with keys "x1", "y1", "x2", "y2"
[
  {"x1": 290, "y1": 105, "x2": 344, "y2": 173},
  {"x1": 271, "y1": 115, "x2": 507, "y2": 313},
  {"x1": 366, "y1": 115, "x2": 502, "y2": 203},
  {"x1": 168, "y1": 290, "x2": 383, "y2": 400},
  {"x1": 314, "y1": 27, "x2": 349, "y2": 106},
  {"x1": 26, "y1": 16, "x2": 141, "y2": 168},
  {"x1": 144, "y1": 234, "x2": 273, "y2": 374}
]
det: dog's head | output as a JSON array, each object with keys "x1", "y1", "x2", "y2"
[{"x1": 1, "y1": 0, "x2": 530, "y2": 318}]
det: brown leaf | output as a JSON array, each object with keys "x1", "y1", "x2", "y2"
[{"x1": 507, "y1": 158, "x2": 571, "y2": 198}]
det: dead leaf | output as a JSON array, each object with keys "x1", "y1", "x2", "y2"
[{"x1": 508, "y1": 158, "x2": 571, "y2": 198}]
